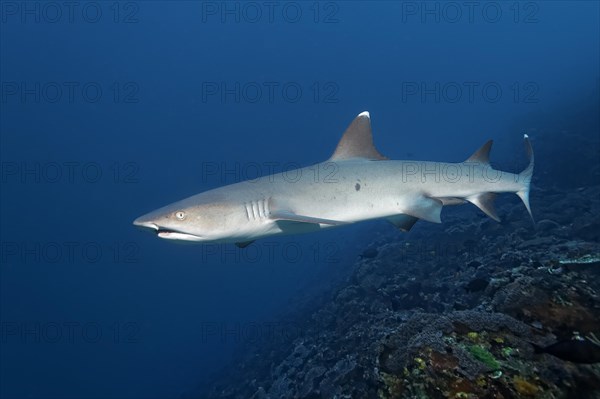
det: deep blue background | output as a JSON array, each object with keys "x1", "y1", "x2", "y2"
[{"x1": 1, "y1": 2, "x2": 598, "y2": 398}]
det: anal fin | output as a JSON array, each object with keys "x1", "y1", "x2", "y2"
[
  {"x1": 388, "y1": 214, "x2": 419, "y2": 232},
  {"x1": 467, "y1": 192, "x2": 500, "y2": 222}
]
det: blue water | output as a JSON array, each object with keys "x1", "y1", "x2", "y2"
[{"x1": 1, "y1": 2, "x2": 598, "y2": 398}]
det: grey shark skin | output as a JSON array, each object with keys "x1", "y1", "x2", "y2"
[{"x1": 133, "y1": 112, "x2": 534, "y2": 247}]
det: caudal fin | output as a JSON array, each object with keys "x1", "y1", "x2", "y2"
[{"x1": 516, "y1": 134, "x2": 534, "y2": 223}]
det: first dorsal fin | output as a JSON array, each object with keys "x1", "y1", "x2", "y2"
[
  {"x1": 466, "y1": 140, "x2": 493, "y2": 163},
  {"x1": 329, "y1": 111, "x2": 387, "y2": 161}
]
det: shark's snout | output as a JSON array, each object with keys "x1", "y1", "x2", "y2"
[
  {"x1": 133, "y1": 216, "x2": 159, "y2": 231},
  {"x1": 133, "y1": 212, "x2": 206, "y2": 242}
]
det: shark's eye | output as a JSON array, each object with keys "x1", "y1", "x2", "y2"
[{"x1": 175, "y1": 211, "x2": 186, "y2": 220}]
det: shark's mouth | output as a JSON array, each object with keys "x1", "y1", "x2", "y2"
[
  {"x1": 156, "y1": 228, "x2": 204, "y2": 242},
  {"x1": 133, "y1": 219, "x2": 205, "y2": 242}
]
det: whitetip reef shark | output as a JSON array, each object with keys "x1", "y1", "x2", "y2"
[{"x1": 133, "y1": 112, "x2": 534, "y2": 247}]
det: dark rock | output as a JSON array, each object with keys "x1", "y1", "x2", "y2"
[
  {"x1": 537, "y1": 219, "x2": 561, "y2": 232},
  {"x1": 359, "y1": 248, "x2": 379, "y2": 259},
  {"x1": 465, "y1": 277, "x2": 489, "y2": 293},
  {"x1": 574, "y1": 222, "x2": 600, "y2": 241},
  {"x1": 518, "y1": 236, "x2": 555, "y2": 249}
]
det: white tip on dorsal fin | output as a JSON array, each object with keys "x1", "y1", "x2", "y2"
[
  {"x1": 329, "y1": 111, "x2": 387, "y2": 161},
  {"x1": 466, "y1": 140, "x2": 493, "y2": 164}
]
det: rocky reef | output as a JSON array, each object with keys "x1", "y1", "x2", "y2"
[{"x1": 194, "y1": 129, "x2": 600, "y2": 399}]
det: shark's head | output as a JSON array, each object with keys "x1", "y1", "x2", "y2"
[{"x1": 133, "y1": 193, "x2": 242, "y2": 242}]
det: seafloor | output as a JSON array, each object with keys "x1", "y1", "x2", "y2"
[{"x1": 194, "y1": 127, "x2": 600, "y2": 399}]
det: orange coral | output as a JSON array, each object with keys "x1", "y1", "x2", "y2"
[{"x1": 513, "y1": 376, "x2": 539, "y2": 397}]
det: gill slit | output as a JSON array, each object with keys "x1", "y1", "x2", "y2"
[{"x1": 244, "y1": 198, "x2": 271, "y2": 221}]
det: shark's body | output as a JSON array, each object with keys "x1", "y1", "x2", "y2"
[{"x1": 133, "y1": 112, "x2": 533, "y2": 247}]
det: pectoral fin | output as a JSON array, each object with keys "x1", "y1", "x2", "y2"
[
  {"x1": 438, "y1": 197, "x2": 466, "y2": 206},
  {"x1": 401, "y1": 196, "x2": 443, "y2": 224},
  {"x1": 269, "y1": 210, "x2": 348, "y2": 226},
  {"x1": 235, "y1": 240, "x2": 255, "y2": 248}
]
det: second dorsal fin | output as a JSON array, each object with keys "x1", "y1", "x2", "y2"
[{"x1": 466, "y1": 140, "x2": 493, "y2": 164}]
